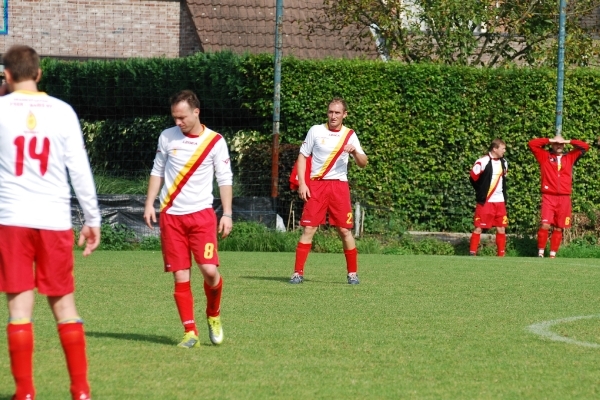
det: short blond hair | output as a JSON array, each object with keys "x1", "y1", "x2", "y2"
[{"x1": 329, "y1": 97, "x2": 348, "y2": 112}]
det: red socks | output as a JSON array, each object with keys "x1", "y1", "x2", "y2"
[
  {"x1": 470, "y1": 232, "x2": 505, "y2": 256},
  {"x1": 344, "y1": 248, "x2": 358, "y2": 274},
  {"x1": 496, "y1": 233, "x2": 506, "y2": 257},
  {"x1": 7, "y1": 322, "x2": 35, "y2": 399},
  {"x1": 294, "y1": 242, "x2": 311, "y2": 274},
  {"x1": 175, "y1": 276, "x2": 223, "y2": 330},
  {"x1": 295, "y1": 243, "x2": 358, "y2": 275},
  {"x1": 550, "y1": 229, "x2": 563, "y2": 253},
  {"x1": 537, "y1": 228, "x2": 549, "y2": 251},
  {"x1": 538, "y1": 228, "x2": 561, "y2": 255},
  {"x1": 469, "y1": 233, "x2": 480, "y2": 255},
  {"x1": 8, "y1": 321, "x2": 90, "y2": 399},
  {"x1": 57, "y1": 321, "x2": 90, "y2": 399},
  {"x1": 204, "y1": 276, "x2": 223, "y2": 318},
  {"x1": 174, "y1": 281, "x2": 197, "y2": 334}
]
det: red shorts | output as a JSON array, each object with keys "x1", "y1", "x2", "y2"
[
  {"x1": 541, "y1": 194, "x2": 572, "y2": 228},
  {"x1": 300, "y1": 180, "x2": 353, "y2": 228},
  {"x1": 159, "y1": 208, "x2": 220, "y2": 272},
  {"x1": 473, "y1": 202, "x2": 508, "y2": 228},
  {"x1": 0, "y1": 225, "x2": 74, "y2": 296}
]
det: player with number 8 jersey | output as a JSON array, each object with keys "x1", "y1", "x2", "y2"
[
  {"x1": 0, "y1": 45, "x2": 101, "y2": 400},
  {"x1": 528, "y1": 136, "x2": 589, "y2": 258},
  {"x1": 144, "y1": 90, "x2": 233, "y2": 349}
]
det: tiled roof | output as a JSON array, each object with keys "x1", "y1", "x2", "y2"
[{"x1": 185, "y1": 0, "x2": 379, "y2": 59}]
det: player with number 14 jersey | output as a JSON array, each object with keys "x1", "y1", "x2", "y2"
[
  {"x1": 0, "y1": 45, "x2": 100, "y2": 400},
  {"x1": 0, "y1": 92, "x2": 99, "y2": 229}
]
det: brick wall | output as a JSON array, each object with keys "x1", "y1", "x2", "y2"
[{"x1": 0, "y1": 0, "x2": 202, "y2": 59}]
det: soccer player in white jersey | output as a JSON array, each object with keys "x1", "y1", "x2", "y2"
[
  {"x1": 0, "y1": 45, "x2": 101, "y2": 400},
  {"x1": 143, "y1": 90, "x2": 233, "y2": 348},
  {"x1": 290, "y1": 98, "x2": 368, "y2": 284},
  {"x1": 468, "y1": 139, "x2": 508, "y2": 256}
]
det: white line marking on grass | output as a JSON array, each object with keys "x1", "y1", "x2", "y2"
[{"x1": 527, "y1": 314, "x2": 600, "y2": 348}]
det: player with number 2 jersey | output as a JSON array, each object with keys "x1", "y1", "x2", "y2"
[{"x1": 290, "y1": 98, "x2": 368, "y2": 285}]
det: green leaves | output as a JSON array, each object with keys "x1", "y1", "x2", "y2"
[
  {"x1": 82, "y1": 116, "x2": 172, "y2": 175},
  {"x1": 239, "y1": 58, "x2": 600, "y2": 234},
  {"x1": 310, "y1": 0, "x2": 600, "y2": 67},
  {"x1": 44, "y1": 53, "x2": 600, "y2": 233},
  {"x1": 39, "y1": 52, "x2": 254, "y2": 129}
]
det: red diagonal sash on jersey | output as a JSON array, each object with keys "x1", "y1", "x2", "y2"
[
  {"x1": 312, "y1": 126, "x2": 353, "y2": 180},
  {"x1": 161, "y1": 131, "x2": 221, "y2": 212}
]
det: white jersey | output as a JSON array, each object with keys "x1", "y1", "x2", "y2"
[
  {"x1": 299, "y1": 124, "x2": 365, "y2": 181},
  {"x1": 151, "y1": 125, "x2": 233, "y2": 215},
  {"x1": 0, "y1": 90, "x2": 100, "y2": 230}
]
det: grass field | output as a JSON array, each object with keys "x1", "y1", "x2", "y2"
[{"x1": 1, "y1": 252, "x2": 600, "y2": 399}]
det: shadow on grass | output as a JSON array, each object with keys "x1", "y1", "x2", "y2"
[
  {"x1": 240, "y1": 275, "x2": 351, "y2": 285},
  {"x1": 0, "y1": 395, "x2": 12, "y2": 400},
  {"x1": 86, "y1": 331, "x2": 177, "y2": 346},
  {"x1": 240, "y1": 275, "x2": 291, "y2": 283}
]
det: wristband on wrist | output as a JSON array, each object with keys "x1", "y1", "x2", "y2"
[{"x1": 222, "y1": 213, "x2": 233, "y2": 218}]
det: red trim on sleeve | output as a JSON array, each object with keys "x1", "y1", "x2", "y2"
[{"x1": 470, "y1": 162, "x2": 482, "y2": 181}]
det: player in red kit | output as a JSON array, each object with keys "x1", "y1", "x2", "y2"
[
  {"x1": 468, "y1": 139, "x2": 508, "y2": 256},
  {"x1": 528, "y1": 136, "x2": 589, "y2": 258},
  {"x1": 290, "y1": 98, "x2": 368, "y2": 284},
  {"x1": 0, "y1": 45, "x2": 101, "y2": 400},
  {"x1": 144, "y1": 90, "x2": 233, "y2": 348}
]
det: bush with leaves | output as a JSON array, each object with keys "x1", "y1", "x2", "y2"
[
  {"x1": 41, "y1": 54, "x2": 600, "y2": 234},
  {"x1": 99, "y1": 223, "x2": 137, "y2": 251}
]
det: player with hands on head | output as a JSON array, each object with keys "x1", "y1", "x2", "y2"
[
  {"x1": 144, "y1": 90, "x2": 233, "y2": 349},
  {"x1": 528, "y1": 135, "x2": 589, "y2": 258},
  {"x1": 290, "y1": 97, "x2": 367, "y2": 285},
  {"x1": 0, "y1": 45, "x2": 101, "y2": 400},
  {"x1": 468, "y1": 139, "x2": 509, "y2": 256}
]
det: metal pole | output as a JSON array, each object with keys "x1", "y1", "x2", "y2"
[
  {"x1": 271, "y1": 0, "x2": 283, "y2": 208},
  {"x1": 555, "y1": 0, "x2": 567, "y2": 137}
]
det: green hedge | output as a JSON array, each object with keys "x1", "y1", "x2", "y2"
[
  {"x1": 82, "y1": 116, "x2": 171, "y2": 175},
  {"x1": 42, "y1": 54, "x2": 600, "y2": 233},
  {"x1": 236, "y1": 142, "x2": 303, "y2": 218},
  {"x1": 240, "y1": 56, "x2": 600, "y2": 233},
  {"x1": 40, "y1": 52, "x2": 260, "y2": 129}
]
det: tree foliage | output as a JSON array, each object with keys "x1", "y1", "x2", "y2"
[{"x1": 307, "y1": 0, "x2": 600, "y2": 67}]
